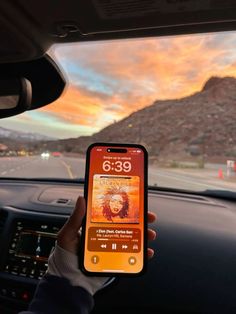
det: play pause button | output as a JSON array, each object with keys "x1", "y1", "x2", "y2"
[{"x1": 112, "y1": 243, "x2": 117, "y2": 250}]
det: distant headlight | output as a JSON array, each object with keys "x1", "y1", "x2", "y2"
[{"x1": 41, "y1": 152, "x2": 50, "y2": 158}]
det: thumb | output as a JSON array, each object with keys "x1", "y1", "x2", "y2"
[{"x1": 57, "y1": 196, "x2": 86, "y2": 254}]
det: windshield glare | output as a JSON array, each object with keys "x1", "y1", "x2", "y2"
[{"x1": 0, "y1": 32, "x2": 236, "y2": 194}]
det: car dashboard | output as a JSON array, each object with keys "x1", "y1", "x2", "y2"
[{"x1": 0, "y1": 180, "x2": 236, "y2": 314}]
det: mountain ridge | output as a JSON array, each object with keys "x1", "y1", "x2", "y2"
[
  {"x1": 0, "y1": 126, "x2": 57, "y2": 142},
  {"x1": 48, "y1": 75, "x2": 235, "y2": 159},
  {"x1": 2, "y1": 76, "x2": 236, "y2": 160}
]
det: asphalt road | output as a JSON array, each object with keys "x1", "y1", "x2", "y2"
[
  {"x1": 0, "y1": 156, "x2": 86, "y2": 179},
  {"x1": 0, "y1": 156, "x2": 235, "y2": 193}
]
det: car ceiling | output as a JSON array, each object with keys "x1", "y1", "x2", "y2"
[{"x1": 1, "y1": 0, "x2": 236, "y2": 63}]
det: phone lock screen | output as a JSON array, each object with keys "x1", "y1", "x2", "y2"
[{"x1": 82, "y1": 143, "x2": 147, "y2": 275}]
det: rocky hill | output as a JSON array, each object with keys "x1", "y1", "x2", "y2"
[{"x1": 41, "y1": 76, "x2": 236, "y2": 160}]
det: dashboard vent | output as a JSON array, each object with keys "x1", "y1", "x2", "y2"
[
  {"x1": 56, "y1": 198, "x2": 70, "y2": 205},
  {"x1": 38, "y1": 188, "x2": 78, "y2": 206},
  {"x1": 0, "y1": 210, "x2": 8, "y2": 237}
]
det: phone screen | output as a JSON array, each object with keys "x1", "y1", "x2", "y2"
[{"x1": 83, "y1": 144, "x2": 146, "y2": 274}]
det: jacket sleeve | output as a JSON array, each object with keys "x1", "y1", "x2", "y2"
[{"x1": 19, "y1": 275, "x2": 94, "y2": 314}]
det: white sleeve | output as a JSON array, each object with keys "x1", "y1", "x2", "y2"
[{"x1": 46, "y1": 243, "x2": 109, "y2": 296}]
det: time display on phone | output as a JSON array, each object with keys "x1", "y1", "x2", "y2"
[{"x1": 102, "y1": 160, "x2": 132, "y2": 172}]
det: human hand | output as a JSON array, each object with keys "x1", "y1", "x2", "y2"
[
  {"x1": 57, "y1": 196, "x2": 157, "y2": 259},
  {"x1": 47, "y1": 196, "x2": 157, "y2": 295},
  {"x1": 47, "y1": 197, "x2": 109, "y2": 295},
  {"x1": 147, "y1": 211, "x2": 157, "y2": 259}
]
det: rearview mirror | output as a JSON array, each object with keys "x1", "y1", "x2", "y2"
[{"x1": 0, "y1": 78, "x2": 32, "y2": 118}]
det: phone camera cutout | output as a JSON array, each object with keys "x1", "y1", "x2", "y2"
[{"x1": 107, "y1": 148, "x2": 127, "y2": 153}]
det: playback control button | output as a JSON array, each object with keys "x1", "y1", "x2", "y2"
[
  {"x1": 128, "y1": 256, "x2": 137, "y2": 265},
  {"x1": 91, "y1": 255, "x2": 99, "y2": 264}
]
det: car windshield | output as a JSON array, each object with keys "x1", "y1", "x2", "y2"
[{"x1": 0, "y1": 31, "x2": 236, "y2": 194}]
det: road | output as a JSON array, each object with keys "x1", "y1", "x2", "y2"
[
  {"x1": 0, "y1": 156, "x2": 235, "y2": 192},
  {"x1": 0, "y1": 156, "x2": 86, "y2": 179}
]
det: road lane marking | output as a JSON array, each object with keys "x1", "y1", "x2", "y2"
[
  {"x1": 60, "y1": 160, "x2": 74, "y2": 179},
  {"x1": 1, "y1": 171, "x2": 7, "y2": 175}
]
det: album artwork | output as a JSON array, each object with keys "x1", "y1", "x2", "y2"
[{"x1": 91, "y1": 174, "x2": 140, "y2": 223}]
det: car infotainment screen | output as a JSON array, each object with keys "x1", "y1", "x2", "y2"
[
  {"x1": 16, "y1": 230, "x2": 56, "y2": 261},
  {"x1": 4, "y1": 220, "x2": 63, "y2": 279}
]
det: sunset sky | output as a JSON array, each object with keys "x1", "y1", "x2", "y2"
[{"x1": 2, "y1": 31, "x2": 236, "y2": 138}]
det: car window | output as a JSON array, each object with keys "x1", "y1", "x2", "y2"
[{"x1": 0, "y1": 31, "x2": 236, "y2": 194}]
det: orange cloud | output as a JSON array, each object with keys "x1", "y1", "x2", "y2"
[
  {"x1": 41, "y1": 85, "x2": 126, "y2": 131},
  {"x1": 42, "y1": 87, "x2": 102, "y2": 124}
]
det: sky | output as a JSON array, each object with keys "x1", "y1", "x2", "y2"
[{"x1": 2, "y1": 31, "x2": 236, "y2": 138}]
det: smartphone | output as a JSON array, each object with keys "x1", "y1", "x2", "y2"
[{"x1": 80, "y1": 143, "x2": 148, "y2": 276}]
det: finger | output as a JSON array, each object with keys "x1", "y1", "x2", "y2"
[
  {"x1": 57, "y1": 196, "x2": 86, "y2": 250},
  {"x1": 66, "y1": 196, "x2": 86, "y2": 231},
  {"x1": 148, "y1": 211, "x2": 157, "y2": 224},
  {"x1": 148, "y1": 228, "x2": 157, "y2": 241},
  {"x1": 147, "y1": 248, "x2": 154, "y2": 259}
]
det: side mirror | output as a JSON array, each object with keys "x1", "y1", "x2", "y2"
[{"x1": 0, "y1": 78, "x2": 32, "y2": 118}]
